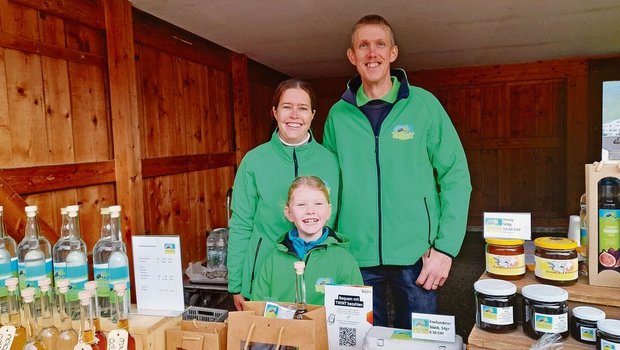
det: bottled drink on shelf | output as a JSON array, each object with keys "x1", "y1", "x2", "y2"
[
  {"x1": 109, "y1": 281, "x2": 134, "y2": 350},
  {"x1": 55, "y1": 279, "x2": 78, "y2": 349},
  {"x1": 85, "y1": 280, "x2": 106, "y2": 345},
  {"x1": 17, "y1": 206, "x2": 52, "y2": 292},
  {"x1": 0, "y1": 206, "x2": 18, "y2": 301},
  {"x1": 93, "y1": 206, "x2": 129, "y2": 319},
  {"x1": 37, "y1": 277, "x2": 59, "y2": 349},
  {"x1": 5, "y1": 277, "x2": 26, "y2": 350},
  {"x1": 293, "y1": 261, "x2": 307, "y2": 320},
  {"x1": 21, "y1": 287, "x2": 45, "y2": 350},
  {"x1": 53, "y1": 205, "x2": 89, "y2": 320},
  {"x1": 598, "y1": 177, "x2": 620, "y2": 271},
  {"x1": 78, "y1": 290, "x2": 105, "y2": 349}
]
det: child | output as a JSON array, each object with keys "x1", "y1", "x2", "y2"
[{"x1": 252, "y1": 176, "x2": 363, "y2": 305}]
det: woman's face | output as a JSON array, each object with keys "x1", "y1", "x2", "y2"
[{"x1": 274, "y1": 88, "x2": 315, "y2": 144}]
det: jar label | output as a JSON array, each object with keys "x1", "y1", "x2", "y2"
[
  {"x1": 534, "y1": 256, "x2": 578, "y2": 281},
  {"x1": 486, "y1": 253, "x2": 525, "y2": 275},
  {"x1": 579, "y1": 326, "x2": 596, "y2": 341},
  {"x1": 534, "y1": 312, "x2": 567, "y2": 333},
  {"x1": 601, "y1": 339, "x2": 620, "y2": 348},
  {"x1": 481, "y1": 305, "x2": 513, "y2": 325}
]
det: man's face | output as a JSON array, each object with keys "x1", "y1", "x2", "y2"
[{"x1": 347, "y1": 24, "x2": 398, "y2": 87}]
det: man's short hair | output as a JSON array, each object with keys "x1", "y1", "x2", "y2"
[{"x1": 350, "y1": 14, "x2": 396, "y2": 48}]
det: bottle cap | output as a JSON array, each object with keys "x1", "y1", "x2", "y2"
[
  {"x1": 84, "y1": 280, "x2": 97, "y2": 293},
  {"x1": 108, "y1": 205, "x2": 121, "y2": 213},
  {"x1": 294, "y1": 261, "x2": 305, "y2": 274},
  {"x1": 101, "y1": 207, "x2": 110, "y2": 215},
  {"x1": 38, "y1": 277, "x2": 51, "y2": 290},
  {"x1": 56, "y1": 278, "x2": 70, "y2": 289},
  {"x1": 5, "y1": 277, "x2": 18, "y2": 289},
  {"x1": 21, "y1": 287, "x2": 35, "y2": 302},
  {"x1": 113, "y1": 281, "x2": 127, "y2": 296},
  {"x1": 78, "y1": 290, "x2": 91, "y2": 305},
  {"x1": 25, "y1": 205, "x2": 38, "y2": 216},
  {"x1": 60, "y1": 207, "x2": 67, "y2": 215},
  {"x1": 66, "y1": 205, "x2": 80, "y2": 212}
]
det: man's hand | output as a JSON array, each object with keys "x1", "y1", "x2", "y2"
[
  {"x1": 233, "y1": 293, "x2": 247, "y2": 311},
  {"x1": 416, "y1": 247, "x2": 452, "y2": 291}
]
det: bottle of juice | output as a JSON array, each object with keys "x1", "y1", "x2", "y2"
[{"x1": 598, "y1": 177, "x2": 620, "y2": 271}]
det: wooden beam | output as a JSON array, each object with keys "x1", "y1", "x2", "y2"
[
  {"x1": 103, "y1": 0, "x2": 145, "y2": 238},
  {"x1": 141, "y1": 153, "x2": 236, "y2": 178},
  {"x1": 232, "y1": 54, "x2": 252, "y2": 165},
  {"x1": 0, "y1": 161, "x2": 115, "y2": 194},
  {"x1": 0, "y1": 177, "x2": 59, "y2": 243},
  {"x1": 11, "y1": 0, "x2": 105, "y2": 29}
]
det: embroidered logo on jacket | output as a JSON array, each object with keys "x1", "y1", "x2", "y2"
[
  {"x1": 392, "y1": 125, "x2": 415, "y2": 140},
  {"x1": 315, "y1": 277, "x2": 335, "y2": 293}
]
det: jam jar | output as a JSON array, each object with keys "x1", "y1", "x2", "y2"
[
  {"x1": 521, "y1": 284, "x2": 569, "y2": 339},
  {"x1": 570, "y1": 306, "x2": 606, "y2": 344},
  {"x1": 534, "y1": 237, "x2": 578, "y2": 286},
  {"x1": 597, "y1": 319, "x2": 620, "y2": 350},
  {"x1": 485, "y1": 239, "x2": 525, "y2": 280},
  {"x1": 473, "y1": 279, "x2": 517, "y2": 333}
]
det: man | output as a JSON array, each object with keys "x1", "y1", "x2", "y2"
[{"x1": 323, "y1": 14, "x2": 471, "y2": 329}]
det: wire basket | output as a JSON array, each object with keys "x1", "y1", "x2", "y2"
[{"x1": 182, "y1": 306, "x2": 228, "y2": 323}]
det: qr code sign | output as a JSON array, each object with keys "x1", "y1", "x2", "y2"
[{"x1": 338, "y1": 326, "x2": 356, "y2": 347}]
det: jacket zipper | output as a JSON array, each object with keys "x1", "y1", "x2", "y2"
[
  {"x1": 293, "y1": 148, "x2": 299, "y2": 177},
  {"x1": 249, "y1": 237, "x2": 263, "y2": 294},
  {"x1": 375, "y1": 134, "x2": 383, "y2": 265},
  {"x1": 424, "y1": 197, "x2": 432, "y2": 248}
]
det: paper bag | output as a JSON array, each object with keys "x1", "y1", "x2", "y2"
[
  {"x1": 166, "y1": 319, "x2": 227, "y2": 350},
  {"x1": 227, "y1": 301, "x2": 327, "y2": 350}
]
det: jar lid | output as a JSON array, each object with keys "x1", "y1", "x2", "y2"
[
  {"x1": 597, "y1": 319, "x2": 620, "y2": 336},
  {"x1": 521, "y1": 284, "x2": 568, "y2": 302},
  {"x1": 572, "y1": 306, "x2": 606, "y2": 321},
  {"x1": 485, "y1": 238, "x2": 524, "y2": 246},
  {"x1": 474, "y1": 279, "x2": 517, "y2": 296},
  {"x1": 534, "y1": 237, "x2": 577, "y2": 250}
]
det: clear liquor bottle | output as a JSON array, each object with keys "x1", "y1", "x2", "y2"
[
  {"x1": 105, "y1": 206, "x2": 130, "y2": 309},
  {"x1": 85, "y1": 280, "x2": 106, "y2": 345},
  {"x1": 110, "y1": 282, "x2": 134, "y2": 350},
  {"x1": 78, "y1": 290, "x2": 105, "y2": 349},
  {"x1": 53, "y1": 205, "x2": 89, "y2": 320},
  {"x1": 5, "y1": 277, "x2": 26, "y2": 350},
  {"x1": 93, "y1": 206, "x2": 128, "y2": 319},
  {"x1": 293, "y1": 261, "x2": 307, "y2": 319},
  {"x1": 37, "y1": 277, "x2": 58, "y2": 349},
  {"x1": 0, "y1": 206, "x2": 18, "y2": 305},
  {"x1": 55, "y1": 279, "x2": 78, "y2": 349},
  {"x1": 17, "y1": 206, "x2": 52, "y2": 293},
  {"x1": 20, "y1": 287, "x2": 45, "y2": 350}
]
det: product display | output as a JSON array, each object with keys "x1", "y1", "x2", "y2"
[
  {"x1": 521, "y1": 284, "x2": 569, "y2": 339},
  {"x1": 597, "y1": 319, "x2": 620, "y2": 350},
  {"x1": 473, "y1": 279, "x2": 517, "y2": 333},
  {"x1": 570, "y1": 306, "x2": 606, "y2": 344},
  {"x1": 534, "y1": 237, "x2": 578, "y2": 286},
  {"x1": 17, "y1": 206, "x2": 53, "y2": 292},
  {"x1": 485, "y1": 239, "x2": 525, "y2": 280},
  {"x1": 0, "y1": 206, "x2": 18, "y2": 297},
  {"x1": 56, "y1": 278, "x2": 79, "y2": 349}
]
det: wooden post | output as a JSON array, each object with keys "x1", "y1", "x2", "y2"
[
  {"x1": 232, "y1": 54, "x2": 251, "y2": 165},
  {"x1": 103, "y1": 0, "x2": 145, "y2": 238}
]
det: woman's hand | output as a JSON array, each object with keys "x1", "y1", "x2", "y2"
[{"x1": 233, "y1": 293, "x2": 247, "y2": 311}]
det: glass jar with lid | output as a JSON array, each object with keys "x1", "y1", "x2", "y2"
[
  {"x1": 570, "y1": 306, "x2": 605, "y2": 344},
  {"x1": 597, "y1": 319, "x2": 620, "y2": 350},
  {"x1": 534, "y1": 237, "x2": 578, "y2": 286},
  {"x1": 485, "y1": 239, "x2": 525, "y2": 280},
  {"x1": 521, "y1": 284, "x2": 569, "y2": 339},
  {"x1": 473, "y1": 279, "x2": 517, "y2": 333}
]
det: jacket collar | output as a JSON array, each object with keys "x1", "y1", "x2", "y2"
[
  {"x1": 342, "y1": 68, "x2": 410, "y2": 105},
  {"x1": 269, "y1": 129, "x2": 317, "y2": 163}
]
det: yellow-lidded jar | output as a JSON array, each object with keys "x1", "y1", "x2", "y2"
[
  {"x1": 485, "y1": 239, "x2": 525, "y2": 280},
  {"x1": 534, "y1": 237, "x2": 578, "y2": 286}
]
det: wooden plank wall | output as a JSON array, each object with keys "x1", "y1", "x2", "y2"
[
  {"x1": 0, "y1": 0, "x2": 287, "y2": 269},
  {"x1": 311, "y1": 59, "x2": 591, "y2": 228}
]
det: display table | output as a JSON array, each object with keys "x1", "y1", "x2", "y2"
[
  {"x1": 100, "y1": 312, "x2": 182, "y2": 350},
  {"x1": 468, "y1": 272, "x2": 620, "y2": 350}
]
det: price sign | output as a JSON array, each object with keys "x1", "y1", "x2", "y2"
[
  {"x1": 74, "y1": 342, "x2": 93, "y2": 350},
  {"x1": 107, "y1": 330, "x2": 129, "y2": 350},
  {"x1": 0, "y1": 326, "x2": 16, "y2": 350}
]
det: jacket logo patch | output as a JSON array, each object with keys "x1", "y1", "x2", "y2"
[
  {"x1": 315, "y1": 277, "x2": 334, "y2": 293},
  {"x1": 392, "y1": 124, "x2": 415, "y2": 140}
]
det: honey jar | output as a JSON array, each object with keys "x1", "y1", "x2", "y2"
[
  {"x1": 485, "y1": 239, "x2": 525, "y2": 280},
  {"x1": 534, "y1": 237, "x2": 578, "y2": 286}
]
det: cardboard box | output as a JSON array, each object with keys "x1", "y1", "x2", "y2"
[{"x1": 363, "y1": 326, "x2": 465, "y2": 350}]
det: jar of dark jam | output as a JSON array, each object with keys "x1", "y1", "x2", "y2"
[
  {"x1": 521, "y1": 284, "x2": 569, "y2": 339},
  {"x1": 485, "y1": 239, "x2": 525, "y2": 280},
  {"x1": 473, "y1": 279, "x2": 517, "y2": 333},
  {"x1": 597, "y1": 319, "x2": 620, "y2": 350},
  {"x1": 570, "y1": 306, "x2": 605, "y2": 344},
  {"x1": 534, "y1": 237, "x2": 578, "y2": 286}
]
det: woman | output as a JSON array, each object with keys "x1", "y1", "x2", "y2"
[{"x1": 227, "y1": 79, "x2": 340, "y2": 310}]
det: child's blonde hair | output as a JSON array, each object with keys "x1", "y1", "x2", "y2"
[{"x1": 286, "y1": 176, "x2": 330, "y2": 205}]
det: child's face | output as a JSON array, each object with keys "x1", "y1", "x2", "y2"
[{"x1": 284, "y1": 185, "x2": 331, "y2": 241}]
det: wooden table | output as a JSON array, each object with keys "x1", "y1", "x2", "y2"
[{"x1": 468, "y1": 272, "x2": 620, "y2": 349}]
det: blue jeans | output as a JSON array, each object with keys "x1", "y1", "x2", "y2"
[{"x1": 361, "y1": 261, "x2": 437, "y2": 329}]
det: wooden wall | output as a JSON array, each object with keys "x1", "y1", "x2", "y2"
[{"x1": 0, "y1": 0, "x2": 286, "y2": 270}]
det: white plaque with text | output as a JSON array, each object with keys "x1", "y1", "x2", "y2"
[{"x1": 483, "y1": 212, "x2": 531, "y2": 240}]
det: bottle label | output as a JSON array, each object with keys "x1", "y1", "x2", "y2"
[
  {"x1": 0, "y1": 258, "x2": 17, "y2": 297},
  {"x1": 485, "y1": 253, "x2": 525, "y2": 275},
  {"x1": 601, "y1": 339, "x2": 620, "y2": 348},
  {"x1": 18, "y1": 259, "x2": 49, "y2": 290},
  {"x1": 534, "y1": 256, "x2": 578, "y2": 281},
  {"x1": 579, "y1": 325, "x2": 596, "y2": 341},
  {"x1": 54, "y1": 262, "x2": 67, "y2": 280},
  {"x1": 108, "y1": 265, "x2": 130, "y2": 303},
  {"x1": 480, "y1": 305, "x2": 514, "y2": 325},
  {"x1": 66, "y1": 263, "x2": 89, "y2": 302},
  {"x1": 0, "y1": 325, "x2": 16, "y2": 348},
  {"x1": 580, "y1": 227, "x2": 588, "y2": 248},
  {"x1": 93, "y1": 263, "x2": 110, "y2": 298},
  {"x1": 107, "y1": 329, "x2": 129, "y2": 350},
  {"x1": 599, "y1": 209, "x2": 620, "y2": 253},
  {"x1": 533, "y1": 312, "x2": 567, "y2": 333}
]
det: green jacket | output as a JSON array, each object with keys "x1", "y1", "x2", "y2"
[
  {"x1": 323, "y1": 69, "x2": 472, "y2": 267},
  {"x1": 252, "y1": 228, "x2": 363, "y2": 305},
  {"x1": 227, "y1": 131, "x2": 340, "y2": 298}
]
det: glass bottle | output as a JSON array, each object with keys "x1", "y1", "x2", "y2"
[
  {"x1": 55, "y1": 279, "x2": 78, "y2": 349},
  {"x1": 37, "y1": 277, "x2": 58, "y2": 349},
  {"x1": 0, "y1": 206, "x2": 18, "y2": 306},
  {"x1": 293, "y1": 261, "x2": 307, "y2": 319},
  {"x1": 110, "y1": 281, "x2": 134, "y2": 350},
  {"x1": 5, "y1": 277, "x2": 26, "y2": 350},
  {"x1": 93, "y1": 206, "x2": 128, "y2": 319},
  {"x1": 53, "y1": 205, "x2": 88, "y2": 320},
  {"x1": 21, "y1": 287, "x2": 45, "y2": 350},
  {"x1": 78, "y1": 290, "x2": 105, "y2": 349},
  {"x1": 17, "y1": 206, "x2": 52, "y2": 293},
  {"x1": 598, "y1": 177, "x2": 620, "y2": 271},
  {"x1": 85, "y1": 280, "x2": 106, "y2": 345},
  {"x1": 579, "y1": 193, "x2": 588, "y2": 255},
  {"x1": 107, "y1": 206, "x2": 130, "y2": 308}
]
